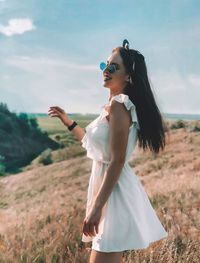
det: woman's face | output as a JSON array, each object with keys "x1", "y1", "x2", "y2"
[{"x1": 102, "y1": 51, "x2": 129, "y2": 91}]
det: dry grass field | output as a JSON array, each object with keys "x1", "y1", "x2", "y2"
[{"x1": 0, "y1": 118, "x2": 199, "y2": 262}]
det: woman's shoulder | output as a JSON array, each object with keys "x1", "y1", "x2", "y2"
[{"x1": 103, "y1": 93, "x2": 140, "y2": 130}]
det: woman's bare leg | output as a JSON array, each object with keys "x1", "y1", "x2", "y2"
[{"x1": 89, "y1": 249, "x2": 123, "y2": 263}]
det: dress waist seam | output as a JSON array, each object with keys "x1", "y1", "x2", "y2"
[{"x1": 92, "y1": 159, "x2": 130, "y2": 165}]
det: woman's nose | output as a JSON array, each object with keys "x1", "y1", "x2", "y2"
[{"x1": 103, "y1": 66, "x2": 109, "y2": 74}]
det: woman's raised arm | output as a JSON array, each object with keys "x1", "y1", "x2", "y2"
[{"x1": 48, "y1": 106, "x2": 85, "y2": 142}]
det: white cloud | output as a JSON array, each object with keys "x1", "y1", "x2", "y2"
[
  {"x1": 150, "y1": 70, "x2": 200, "y2": 114},
  {"x1": 6, "y1": 55, "x2": 98, "y2": 73},
  {"x1": 150, "y1": 70, "x2": 186, "y2": 91},
  {"x1": 3, "y1": 54, "x2": 105, "y2": 114},
  {"x1": 0, "y1": 18, "x2": 36, "y2": 36},
  {"x1": 0, "y1": 74, "x2": 10, "y2": 80},
  {"x1": 188, "y1": 74, "x2": 200, "y2": 88}
]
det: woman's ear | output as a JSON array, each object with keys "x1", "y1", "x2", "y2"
[{"x1": 125, "y1": 75, "x2": 131, "y2": 82}]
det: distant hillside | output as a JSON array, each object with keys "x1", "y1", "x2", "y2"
[
  {"x1": 0, "y1": 103, "x2": 59, "y2": 175},
  {"x1": 28, "y1": 113, "x2": 98, "y2": 119},
  {"x1": 163, "y1": 113, "x2": 200, "y2": 120},
  {"x1": 28, "y1": 112, "x2": 200, "y2": 121}
]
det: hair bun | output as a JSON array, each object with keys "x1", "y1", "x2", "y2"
[{"x1": 123, "y1": 39, "x2": 130, "y2": 50}]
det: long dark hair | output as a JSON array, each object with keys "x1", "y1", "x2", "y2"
[{"x1": 112, "y1": 46, "x2": 168, "y2": 154}]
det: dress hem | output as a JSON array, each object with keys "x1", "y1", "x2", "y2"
[
  {"x1": 90, "y1": 234, "x2": 168, "y2": 253},
  {"x1": 82, "y1": 233, "x2": 168, "y2": 255}
]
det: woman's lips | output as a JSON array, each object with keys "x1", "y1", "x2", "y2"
[{"x1": 104, "y1": 75, "x2": 112, "y2": 81}]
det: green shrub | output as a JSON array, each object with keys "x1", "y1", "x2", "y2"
[
  {"x1": 38, "y1": 148, "x2": 53, "y2": 165},
  {"x1": 0, "y1": 163, "x2": 5, "y2": 176},
  {"x1": 0, "y1": 113, "x2": 13, "y2": 133},
  {"x1": 0, "y1": 103, "x2": 59, "y2": 173},
  {"x1": 192, "y1": 125, "x2": 200, "y2": 132},
  {"x1": 171, "y1": 119, "x2": 186, "y2": 129},
  {"x1": 0, "y1": 155, "x2": 5, "y2": 176}
]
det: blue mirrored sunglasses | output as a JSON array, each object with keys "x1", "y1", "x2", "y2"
[{"x1": 99, "y1": 62, "x2": 120, "y2": 74}]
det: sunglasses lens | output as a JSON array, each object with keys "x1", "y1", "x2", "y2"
[
  {"x1": 100, "y1": 62, "x2": 106, "y2": 71},
  {"x1": 100, "y1": 62, "x2": 117, "y2": 74},
  {"x1": 107, "y1": 65, "x2": 116, "y2": 74}
]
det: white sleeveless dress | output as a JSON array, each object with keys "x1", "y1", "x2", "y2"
[{"x1": 81, "y1": 93, "x2": 168, "y2": 252}]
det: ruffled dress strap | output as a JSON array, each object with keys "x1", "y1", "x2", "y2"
[{"x1": 102, "y1": 93, "x2": 140, "y2": 130}]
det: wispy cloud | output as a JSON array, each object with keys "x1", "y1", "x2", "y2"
[
  {"x1": 0, "y1": 18, "x2": 36, "y2": 36},
  {"x1": 5, "y1": 55, "x2": 99, "y2": 75},
  {"x1": 3, "y1": 54, "x2": 104, "y2": 113},
  {"x1": 150, "y1": 70, "x2": 200, "y2": 114},
  {"x1": 188, "y1": 74, "x2": 200, "y2": 88}
]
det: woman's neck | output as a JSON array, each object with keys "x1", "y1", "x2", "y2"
[{"x1": 109, "y1": 91, "x2": 122, "y2": 102}]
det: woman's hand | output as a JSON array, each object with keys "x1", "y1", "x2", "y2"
[
  {"x1": 48, "y1": 106, "x2": 72, "y2": 127},
  {"x1": 82, "y1": 206, "x2": 102, "y2": 237}
]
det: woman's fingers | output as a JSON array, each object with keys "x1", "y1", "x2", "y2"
[
  {"x1": 83, "y1": 220, "x2": 89, "y2": 236},
  {"x1": 88, "y1": 223, "x2": 96, "y2": 237},
  {"x1": 48, "y1": 108, "x2": 61, "y2": 118},
  {"x1": 55, "y1": 106, "x2": 64, "y2": 112},
  {"x1": 83, "y1": 220, "x2": 97, "y2": 237},
  {"x1": 94, "y1": 223, "x2": 98, "y2": 234},
  {"x1": 49, "y1": 106, "x2": 64, "y2": 113},
  {"x1": 49, "y1": 114, "x2": 59, "y2": 117},
  {"x1": 48, "y1": 108, "x2": 59, "y2": 113},
  {"x1": 48, "y1": 109, "x2": 61, "y2": 116}
]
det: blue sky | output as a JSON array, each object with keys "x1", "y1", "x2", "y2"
[{"x1": 0, "y1": 0, "x2": 199, "y2": 114}]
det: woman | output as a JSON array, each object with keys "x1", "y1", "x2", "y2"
[{"x1": 48, "y1": 39, "x2": 168, "y2": 263}]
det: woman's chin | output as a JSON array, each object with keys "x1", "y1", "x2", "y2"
[{"x1": 102, "y1": 80, "x2": 111, "y2": 87}]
